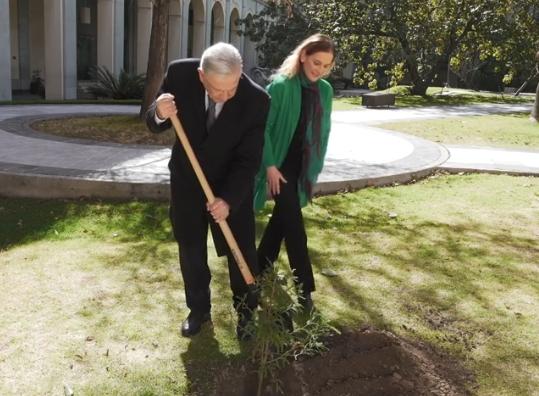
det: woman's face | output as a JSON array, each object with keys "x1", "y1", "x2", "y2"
[{"x1": 300, "y1": 50, "x2": 334, "y2": 82}]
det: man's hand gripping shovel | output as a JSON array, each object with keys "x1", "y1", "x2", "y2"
[{"x1": 169, "y1": 115, "x2": 259, "y2": 300}]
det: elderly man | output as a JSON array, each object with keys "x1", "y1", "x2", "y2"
[{"x1": 146, "y1": 43, "x2": 270, "y2": 340}]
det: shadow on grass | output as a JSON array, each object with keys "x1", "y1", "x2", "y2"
[
  {"x1": 302, "y1": 193, "x2": 538, "y2": 394},
  {"x1": 0, "y1": 197, "x2": 173, "y2": 251},
  {"x1": 307, "y1": 195, "x2": 538, "y2": 304},
  {"x1": 2, "y1": 188, "x2": 537, "y2": 394},
  {"x1": 180, "y1": 327, "x2": 231, "y2": 395}
]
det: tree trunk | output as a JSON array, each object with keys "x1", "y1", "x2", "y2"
[
  {"x1": 405, "y1": 61, "x2": 429, "y2": 95},
  {"x1": 410, "y1": 83, "x2": 428, "y2": 96},
  {"x1": 139, "y1": 0, "x2": 170, "y2": 119},
  {"x1": 532, "y1": 80, "x2": 539, "y2": 122},
  {"x1": 401, "y1": 43, "x2": 431, "y2": 96}
]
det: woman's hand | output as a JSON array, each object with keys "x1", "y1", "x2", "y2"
[{"x1": 266, "y1": 166, "x2": 287, "y2": 196}]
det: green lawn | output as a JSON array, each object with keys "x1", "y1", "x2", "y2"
[
  {"x1": 333, "y1": 87, "x2": 534, "y2": 110},
  {"x1": 379, "y1": 113, "x2": 539, "y2": 149},
  {"x1": 0, "y1": 99, "x2": 141, "y2": 105},
  {"x1": 1, "y1": 173, "x2": 538, "y2": 395},
  {"x1": 25, "y1": 87, "x2": 537, "y2": 147}
]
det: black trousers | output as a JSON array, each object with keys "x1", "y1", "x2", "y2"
[
  {"x1": 170, "y1": 181, "x2": 258, "y2": 315},
  {"x1": 257, "y1": 172, "x2": 315, "y2": 294}
]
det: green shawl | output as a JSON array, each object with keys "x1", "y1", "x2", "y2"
[{"x1": 254, "y1": 73, "x2": 333, "y2": 211}]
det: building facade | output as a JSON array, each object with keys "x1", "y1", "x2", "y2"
[{"x1": 1, "y1": 0, "x2": 265, "y2": 100}]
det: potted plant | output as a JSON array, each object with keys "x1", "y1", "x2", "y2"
[{"x1": 30, "y1": 70, "x2": 45, "y2": 98}]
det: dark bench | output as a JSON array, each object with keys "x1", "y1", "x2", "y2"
[{"x1": 361, "y1": 92, "x2": 396, "y2": 107}]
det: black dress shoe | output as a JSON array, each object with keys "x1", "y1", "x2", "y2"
[
  {"x1": 181, "y1": 311, "x2": 211, "y2": 337},
  {"x1": 236, "y1": 310, "x2": 255, "y2": 341}
]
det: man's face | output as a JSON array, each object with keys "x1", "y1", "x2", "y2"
[{"x1": 198, "y1": 68, "x2": 241, "y2": 103}]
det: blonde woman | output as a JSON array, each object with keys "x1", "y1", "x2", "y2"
[{"x1": 255, "y1": 34, "x2": 335, "y2": 311}]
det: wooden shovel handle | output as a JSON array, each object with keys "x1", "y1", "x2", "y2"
[{"x1": 169, "y1": 114, "x2": 256, "y2": 285}]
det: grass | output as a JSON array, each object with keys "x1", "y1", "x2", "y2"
[
  {"x1": 1, "y1": 173, "x2": 539, "y2": 395},
  {"x1": 333, "y1": 86, "x2": 535, "y2": 110},
  {"x1": 379, "y1": 112, "x2": 539, "y2": 149},
  {"x1": 31, "y1": 112, "x2": 538, "y2": 150},
  {"x1": 31, "y1": 115, "x2": 175, "y2": 146},
  {"x1": 0, "y1": 99, "x2": 141, "y2": 105}
]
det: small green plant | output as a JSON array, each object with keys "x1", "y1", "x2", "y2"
[
  {"x1": 89, "y1": 66, "x2": 145, "y2": 99},
  {"x1": 29, "y1": 70, "x2": 45, "y2": 98},
  {"x1": 249, "y1": 267, "x2": 338, "y2": 396}
]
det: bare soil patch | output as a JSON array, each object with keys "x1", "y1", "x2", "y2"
[{"x1": 215, "y1": 326, "x2": 475, "y2": 396}]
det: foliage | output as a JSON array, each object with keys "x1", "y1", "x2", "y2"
[
  {"x1": 238, "y1": 1, "x2": 316, "y2": 71},
  {"x1": 89, "y1": 66, "x2": 145, "y2": 99},
  {"x1": 250, "y1": 268, "x2": 337, "y2": 395},
  {"x1": 301, "y1": 0, "x2": 539, "y2": 95}
]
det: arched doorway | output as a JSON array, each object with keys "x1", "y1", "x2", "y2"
[
  {"x1": 210, "y1": 1, "x2": 224, "y2": 45},
  {"x1": 229, "y1": 8, "x2": 240, "y2": 49}
]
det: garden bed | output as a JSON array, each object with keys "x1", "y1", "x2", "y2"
[{"x1": 215, "y1": 326, "x2": 474, "y2": 396}]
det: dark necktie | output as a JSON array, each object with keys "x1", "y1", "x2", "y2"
[{"x1": 206, "y1": 98, "x2": 216, "y2": 130}]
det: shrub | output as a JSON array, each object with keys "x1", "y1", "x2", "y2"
[{"x1": 89, "y1": 66, "x2": 145, "y2": 99}]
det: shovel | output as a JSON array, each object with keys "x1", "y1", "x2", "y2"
[{"x1": 169, "y1": 114, "x2": 256, "y2": 287}]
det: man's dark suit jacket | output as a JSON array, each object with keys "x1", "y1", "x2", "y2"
[{"x1": 146, "y1": 59, "x2": 270, "y2": 258}]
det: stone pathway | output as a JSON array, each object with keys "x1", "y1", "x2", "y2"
[{"x1": 0, "y1": 103, "x2": 536, "y2": 199}]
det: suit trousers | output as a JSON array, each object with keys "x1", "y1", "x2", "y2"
[
  {"x1": 170, "y1": 181, "x2": 258, "y2": 315},
  {"x1": 257, "y1": 172, "x2": 315, "y2": 294}
]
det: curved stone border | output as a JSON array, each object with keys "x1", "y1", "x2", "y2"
[
  {"x1": 0, "y1": 113, "x2": 166, "y2": 150},
  {"x1": 2, "y1": 103, "x2": 534, "y2": 201},
  {"x1": 0, "y1": 110, "x2": 450, "y2": 200},
  {"x1": 315, "y1": 128, "x2": 449, "y2": 194}
]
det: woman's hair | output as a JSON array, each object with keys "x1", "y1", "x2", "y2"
[
  {"x1": 276, "y1": 33, "x2": 336, "y2": 79},
  {"x1": 200, "y1": 42, "x2": 243, "y2": 75}
]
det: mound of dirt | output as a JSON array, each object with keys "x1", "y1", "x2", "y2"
[{"x1": 215, "y1": 326, "x2": 475, "y2": 396}]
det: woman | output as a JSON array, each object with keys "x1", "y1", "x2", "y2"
[{"x1": 254, "y1": 33, "x2": 335, "y2": 311}]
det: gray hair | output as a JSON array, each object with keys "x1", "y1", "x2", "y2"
[{"x1": 200, "y1": 42, "x2": 243, "y2": 75}]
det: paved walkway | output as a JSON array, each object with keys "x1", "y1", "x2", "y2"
[{"x1": 0, "y1": 103, "x2": 536, "y2": 200}]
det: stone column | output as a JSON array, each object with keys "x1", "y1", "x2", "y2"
[
  {"x1": 98, "y1": 0, "x2": 125, "y2": 76},
  {"x1": 180, "y1": 0, "x2": 189, "y2": 58},
  {"x1": 0, "y1": 0, "x2": 12, "y2": 100},
  {"x1": 205, "y1": 0, "x2": 212, "y2": 48},
  {"x1": 43, "y1": 0, "x2": 77, "y2": 99},
  {"x1": 224, "y1": 0, "x2": 230, "y2": 42}
]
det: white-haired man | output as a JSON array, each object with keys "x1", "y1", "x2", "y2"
[{"x1": 146, "y1": 43, "x2": 270, "y2": 340}]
